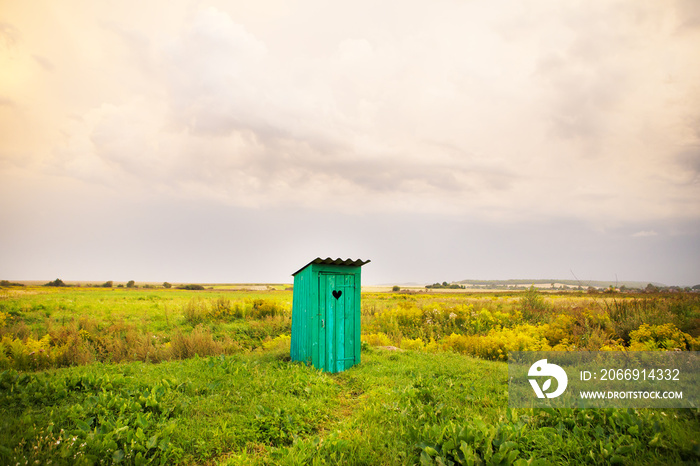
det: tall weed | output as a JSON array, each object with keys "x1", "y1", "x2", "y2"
[
  {"x1": 183, "y1": 298, "x2": 209, "y2": 325},
  {"x1": 169, "y1": 325, "x2": 221, "y2": 359},
  {"x1": 605, "y1": 298, "x2": 673, "y2": 344},
  {"x1": 520, "y1": 286, "x2": 550, "y2": 321}
]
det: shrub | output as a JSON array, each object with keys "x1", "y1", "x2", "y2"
[
  {"x1": 400, "y1": 337, "x2": 425, "y2": 351},
  {"x1": 0, "y1": 333, "x2": 96, "y2": 370},
  {"x1": 44, "y1": 279, "x2": 68, "y2": 287},
  {"x1": 582, "y1": 307, "x2": 612, "y2": 329},
  {"x1": 0, "y1": 280, "x2": 24, "y2": 287},
  {"x1": 249, "y1": 299, "x2": 283, "y2": 319},
  {"x1": 177, "y1": 284, "x2": 205, "y2": 290},
  {"x1": 441, "y1": 325, "x2": 550, "y2": 361},
  {"x1": 262, "y1": 334, "x2": 291, "y2": 352},
  {"x1": 0, "y1": 334, "x2": 53, "y2": 370},
  {"x1": 539, "y1": 314, "x2": 574, "y2": 346},
  {"x1": 362, "y1": 333, "x2": 392, "y2": 347},
  {"x1": 211, "y1": 297, "x2": 233, "y2": 319},
  {"x1": 629, "y1": 323, "x2": 698, "y2": 350}
]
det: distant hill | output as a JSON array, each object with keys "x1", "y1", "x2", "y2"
[{"x1": 455, "y1": 279, "x2": 667, "y2": 289}]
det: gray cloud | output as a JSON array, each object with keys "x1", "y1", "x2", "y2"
[
  {"x1": 6, "y1": 1, "x2": 698, "y2": 226},
  {"x1": 531, "y1": 6, "x2": 635, "y2": 147},
  {"x1": 632, "y1": 230, "x2": 658, "y2": 237}
]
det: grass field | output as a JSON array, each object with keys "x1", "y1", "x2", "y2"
[{"x1": 1, "y1": 285, "x2": 699, "y2": 464}]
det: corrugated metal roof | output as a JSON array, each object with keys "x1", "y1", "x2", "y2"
[{"x1": 292, "y1": 257, "x2": 371, "y2": 276}]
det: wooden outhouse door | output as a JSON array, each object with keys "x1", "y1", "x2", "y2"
[
  {"x1": 318, "y1": 272, "x2": 356, "y2": 373},
  {"x1": 291, "y1": 257, "x2": 368, "y2": 372}
]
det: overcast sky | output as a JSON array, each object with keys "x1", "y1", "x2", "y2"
[{"x1": 1, "y1": 0, "x2": 699, "y2": 286}]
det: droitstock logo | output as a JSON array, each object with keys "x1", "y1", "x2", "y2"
[
  {"x1": 528, "y1": 359, "x2": 568, "y2": 398},
  {"x1": 510, "y1": 351, "x2": 697, "y2": 408}
]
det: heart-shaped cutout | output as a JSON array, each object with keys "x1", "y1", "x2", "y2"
[{"x1": 332, "y1": 290, "x2": 342, "y2": 300}]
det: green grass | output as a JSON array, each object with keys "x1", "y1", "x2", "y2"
[
  {"x1": 1, "y1": 286, "x2": 699, "y2": 464},
  {"x1": 0, "y1": 288, "x2": 294, "y2": 368},
  {"x1": 1, "y1": 348, "x2": 698, "y2": 464},
  {"x1": 0, "y1": 287, "x2": 292, "y2": 330}
]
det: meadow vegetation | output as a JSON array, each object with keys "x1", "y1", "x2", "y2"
[
  {"x1": 361, "y1": 287, "x2": 700, "y2": 359},
  {"x1": 0, "y1": 284, "x2": 699, "y2": 464},
  {"x1": 0, "y1": 288, "x2": 291, "y2": 371}
]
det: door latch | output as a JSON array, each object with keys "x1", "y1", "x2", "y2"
[{"x1": 321, "y1": 319, "x2": 325, "y2": 328}]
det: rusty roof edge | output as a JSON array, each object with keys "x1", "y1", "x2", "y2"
[{"x1": 292, "y1": 257, "x2": 371, "y2": 276}]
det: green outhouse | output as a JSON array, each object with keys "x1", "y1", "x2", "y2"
[{"x1": 290, "y1": 257, "x2": 370, "y2": 373}]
